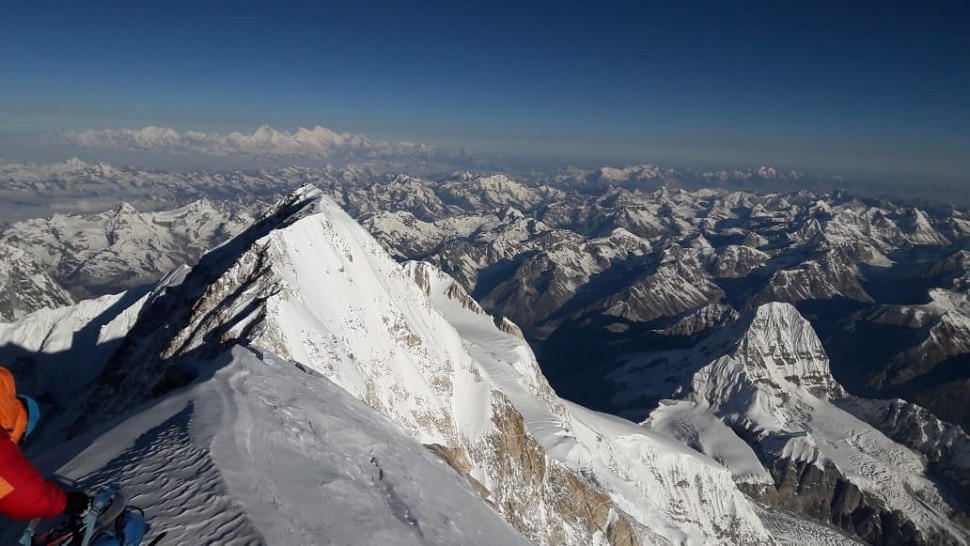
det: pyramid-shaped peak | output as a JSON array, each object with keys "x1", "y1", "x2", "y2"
[{"x1": 735, "y1": 303, "x2": 842, "y2": 399}]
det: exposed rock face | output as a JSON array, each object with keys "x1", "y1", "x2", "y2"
[
  {"x1": 710, "y1": 244, "x2": 769, "y2": 278},
  {"x1": 750, "y1": 249, "x2": 874, "y2": 308},
  {"x1": 655, "y1": 304, "x2": 739, "y2": 337},
  {"x1": 600, "y1": 249, "x2": 725, "y2": 323},
  {"x1": 731, "y1": 303, "x2": 845, "y2": 400},
  {"x1": 474, "y1": 393, "x2": 641, "y2": 546},
  {"x1": 743, "y1": 457, "x2": 926, "y2": 545},
  {"x1": 877, "y1": 311, "x2": 970, "y2": 388},
  {"x1": 494, "y1": 316, "x2": 526, "y2": 340}
]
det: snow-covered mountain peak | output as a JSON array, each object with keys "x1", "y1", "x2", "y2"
[
  {"x1": 733, "y1": 303, "x2": 842, "y2": 400},
  {"x1": 682, "y1": 303, "x2": 845, "y2": 436},
  {"x1": 638, "y1": 302, "x2": 970, "y2": 544},
  {"x1": 111, "y1": 202, "x2": 140, "y2": 216}
]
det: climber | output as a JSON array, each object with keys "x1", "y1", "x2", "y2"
[{"x1": 0, "y1": 366, "x2": 89, "y2": 521}]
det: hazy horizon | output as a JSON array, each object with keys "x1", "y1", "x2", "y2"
[{"x1": 2, "y1": 1, "x2": 967, "y2": 189}]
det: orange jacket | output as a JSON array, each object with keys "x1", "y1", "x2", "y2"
[
  {"x1": 0, "y1": 367, "x2": 28, "y2": 443},
  {"x1": 0, "y1": 367, "x2": 67, "y2": 520}
]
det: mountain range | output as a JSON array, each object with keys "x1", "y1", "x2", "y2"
[{"x1": 1, "y1": 161, "x2": 969, "y2": 544}]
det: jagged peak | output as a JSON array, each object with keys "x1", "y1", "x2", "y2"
[
  {"x1": 733, "y1": 303, "x2": 844, "y2": 400},
  {"x1": 256, "y1": 184, "x2": 326, "y2": 228},
  {"x1": 684, "y1": 302, "x2": 847, "y2": 434}
]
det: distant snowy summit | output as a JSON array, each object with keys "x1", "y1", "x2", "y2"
[{"x1": 56, "y1": 124, "x2": 442, "y2": 161}]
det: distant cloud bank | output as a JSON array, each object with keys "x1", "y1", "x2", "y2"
[{"x1": 57, "y1": 125, "x2": 439, "y2": 160}]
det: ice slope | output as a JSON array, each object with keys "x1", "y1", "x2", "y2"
[{"x1": 1, "y1": 346, "x2": 532, "y2": 546}]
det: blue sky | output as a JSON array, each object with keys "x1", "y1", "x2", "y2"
[{"x1": 1, "y1": 0, "x2": 968, "y2": 181}]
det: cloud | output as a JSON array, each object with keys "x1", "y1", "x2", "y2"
[{"x1": 57, "y1": 125, "x2": 439, "y2": 160}]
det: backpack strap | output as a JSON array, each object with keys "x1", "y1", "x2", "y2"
[{"x1": 79, "y1": 485, "x2": 125, "y2": 546}]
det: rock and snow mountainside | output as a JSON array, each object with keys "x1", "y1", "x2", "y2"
[
  {"x1": 2, "y1": 186, "x2": 779, "y2": 545},
  {"x1": 618, "y1": 303, "x2": 969, "y2": 545}
]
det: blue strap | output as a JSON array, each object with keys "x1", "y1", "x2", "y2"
[{"x1": 79, "y1": 484, "x2": 124, "y2": 546}]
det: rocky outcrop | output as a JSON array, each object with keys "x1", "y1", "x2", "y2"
[
  {"x1": 600, "y1": 253, "x2": 725, "y2": 323},
  {"x1": 710, "y1": 245, "x2": 769, "y2": 278},
  {"x1": 472, "y1": 393, "x2": 640, "y2": 546},
  {"x1": 424, "y1": 395, "x2": 640, "y2": 546},
  {"x1": 655, "y1": 304, "x2": 739, "y2": 337}
]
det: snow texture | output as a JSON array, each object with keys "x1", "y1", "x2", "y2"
[{"x1": 2, "y1": 347, "x2": 531, "y2": 546}]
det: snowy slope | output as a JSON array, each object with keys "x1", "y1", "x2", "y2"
[{"x1": 1, "y1": 346, "x2": 532, "y2": 546}]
